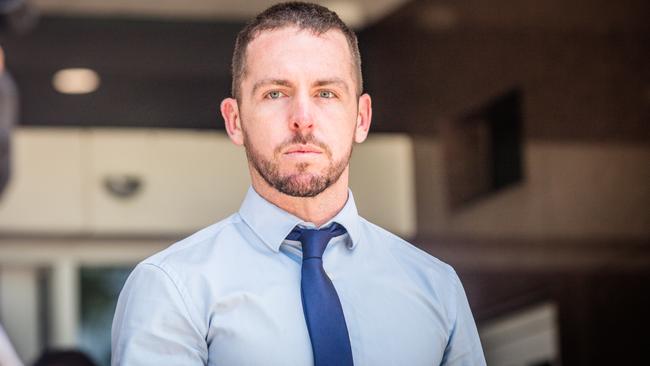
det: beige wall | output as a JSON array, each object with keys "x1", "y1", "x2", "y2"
[
  {"x1": 3, "y1": 127, "x2": 647, "y2": 240},
  {"x1": 0, "y1": 127, "x2": 415, "y2": 237}
]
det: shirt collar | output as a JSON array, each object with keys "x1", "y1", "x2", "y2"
[{"x1": 238, "y1": 186, "x2": 361, "y2": 252}]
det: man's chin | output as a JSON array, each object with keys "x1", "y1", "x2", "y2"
[
  {"x1": 273, "y1": 173, "x2": 330, "y2": 198},
  {"x1": 282, "y1": 173, "x2": 323, "y2": 187},
  {"x1": 279, "y1": 167, "x2": 321, "y2": 179}
]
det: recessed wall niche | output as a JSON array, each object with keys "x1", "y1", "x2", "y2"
[{"x1": 442, "y1": 89, "x2": 524, "y2": 209}]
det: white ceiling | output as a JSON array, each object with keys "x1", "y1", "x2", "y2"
[{"x1": 31, "y1": 0, "x2": 409, "y2": 28}]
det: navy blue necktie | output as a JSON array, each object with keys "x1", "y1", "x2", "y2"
[{"x1": 287, "y1": 223, "x2": 354, "y2": 366}]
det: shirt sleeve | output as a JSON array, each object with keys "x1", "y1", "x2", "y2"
[
  {"x1": 440, "y1": 269, "x2": 487, "y2": 366},
  {"x1": 111, "y1": 262, "x2": 207, "y2": 366}
]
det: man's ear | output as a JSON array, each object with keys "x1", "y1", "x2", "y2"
[
  {"x1": 221, "y1": 98, "x2": 244, "y2": 145},
  {"x1": 354, "y1": 93, "x2": 372, "y2": 143}
]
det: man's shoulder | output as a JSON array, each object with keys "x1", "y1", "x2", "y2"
[
  {"x1": 358, "y1": 216, "x2": 458, "y2": 281},
  {"x1": 142, "y1": 212, "x2": 243, "y2": 269}
]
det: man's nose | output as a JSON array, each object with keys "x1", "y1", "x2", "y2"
[{"x1": 289, "y1": 94, "x2": 314, "y2": 132}]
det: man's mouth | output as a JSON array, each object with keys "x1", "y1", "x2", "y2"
[{"x1": 284, "y1": 145, "x2": 323, "y2": 155}]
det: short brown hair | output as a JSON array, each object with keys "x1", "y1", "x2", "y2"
[{"x1": 230, "y1": 2, "x2": 362, "y2": 100}]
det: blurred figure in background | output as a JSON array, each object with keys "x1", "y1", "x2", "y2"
[
  {"x1": 0, "y1": 323, "x2": 23, "y2": 366},
  {"x1": 0, "y1": 41, "x2": 20, "y2": 366},
  {"x1": 0, "y1": 0, "x2": 31, "y2": 198},
  {"x1": 0, "y1": 44, "x2": 17, "y2": 198}
]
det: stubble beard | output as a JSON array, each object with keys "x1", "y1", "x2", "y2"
[{"x1": 243, "y1": 130, "x2": 352, "y2": 198}]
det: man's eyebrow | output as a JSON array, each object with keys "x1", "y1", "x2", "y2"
[
  {"x1": 314, "y1": 78, "x2": 349, "y2": 92},
  {"x1": 251, "y1": 79, "x2": 292, "y2": 95}
]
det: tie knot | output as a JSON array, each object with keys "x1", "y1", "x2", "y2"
[{"x1": 287, "y1": 223, "x2": 347, "y2": 259}]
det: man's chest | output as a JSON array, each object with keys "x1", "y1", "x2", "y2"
[{"x1": 202, "y1": 265, "x2": 448, "y2": 366}]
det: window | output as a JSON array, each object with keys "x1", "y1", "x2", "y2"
[{"x1": 443, "y1": 89, "x2": 524, "y2": 209}]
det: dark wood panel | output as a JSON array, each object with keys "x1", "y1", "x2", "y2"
[
  {"x1": 457, "y1": 270, "x2": 650, "y2": 365},
  {"x1": 360, "y1": 26, "x2": 650, "y2": 141}
]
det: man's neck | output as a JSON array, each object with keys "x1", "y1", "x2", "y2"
[{"x1": 250, "y1": 168, "x2": 350, "y2": 227}]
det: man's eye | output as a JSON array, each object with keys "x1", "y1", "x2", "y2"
[
  {"x1": 266, "y1": 91, "x2": 284, "y2": 99},
  {"x1": 318, "y1": 91, "x2": 335, "y2": 99}
]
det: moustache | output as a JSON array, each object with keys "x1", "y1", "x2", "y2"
[{"x1": 275, "y1": 133, "x2": 332, "y2": 157}]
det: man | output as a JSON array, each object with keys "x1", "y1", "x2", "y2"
[
  {"x1": 0, "y1": 45, "x2": 17, "y2": 198},
  {"x1": 112, "y1": 2, "x2": 485, "y2": 365}
]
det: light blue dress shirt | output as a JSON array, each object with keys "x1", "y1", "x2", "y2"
[{"x1": 112, "y1": 187, "x2": 486, "y2": 365}]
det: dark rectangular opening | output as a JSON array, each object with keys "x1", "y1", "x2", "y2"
[{"x1": 443, "y1": 89, "x2": 524, "y2": 209}]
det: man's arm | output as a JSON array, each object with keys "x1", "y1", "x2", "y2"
[
  {"x1": 111, "y1": 263, "x2": 207, "y2": 365},
  {"x1": 440, "y1": 270, "x2": 487, "y2": 366}
]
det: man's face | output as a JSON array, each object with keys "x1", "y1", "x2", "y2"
[{"x1": 226, "y1": 27, "x2": 371, "y2": 197}]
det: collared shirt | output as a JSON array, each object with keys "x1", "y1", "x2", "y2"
[{"x1": 111, "y1": 187, "x2": 486, "y2": 366}]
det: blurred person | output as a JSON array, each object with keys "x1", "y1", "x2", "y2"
[
  {"x1": 112, "y1": 2, "x2": 485, "y2": 365},
  {"x1": 0, "y1": 44, "x2": 17, "y2": 198},
  {"x1": 0, "y1": 323, "x2": 23, "y2": 366},
  {"x1": 33, "y1": 349, "x2": 96, "y2": 366}
]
